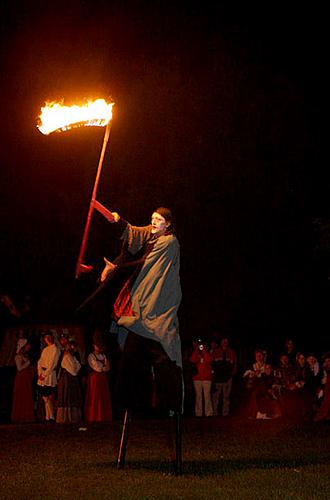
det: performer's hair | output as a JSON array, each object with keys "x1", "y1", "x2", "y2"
[
  {"x1": 155, "y1": 207, "x2": 173, "y2": 223},
  {"x1": 155, "y1": 206, "x2": 176, "y2": 233}
]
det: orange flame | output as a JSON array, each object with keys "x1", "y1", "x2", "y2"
[{"x1": 37, "y1": 98, "x2": 114, "y2": 135}]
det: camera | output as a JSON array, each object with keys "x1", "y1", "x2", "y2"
[{"x1": 196, "y1": 338, "x2": 205, "y2": 351}]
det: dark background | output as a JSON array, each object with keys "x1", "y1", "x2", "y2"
[{"x1": 0, "y1": 1, "x2": 328, "y2": 353}]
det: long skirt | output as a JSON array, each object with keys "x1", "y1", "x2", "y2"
[
  {"x1": 56, "y1": 370, "x2": 82, "y2": 424},
  {"x1": 11, "y1": 367, "x2": 35, "y2": 423},
  {"x1": 84, "y1": 371, "x2": 112, "y2": 423}
]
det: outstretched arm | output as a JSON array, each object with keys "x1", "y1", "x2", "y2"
[{"x1": 100, "y1": 250, "x2": 153, "y2": 282}]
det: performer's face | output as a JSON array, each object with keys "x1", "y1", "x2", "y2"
[{"x1": 151, "y1": 212, "x2": 169, "y2": 235}]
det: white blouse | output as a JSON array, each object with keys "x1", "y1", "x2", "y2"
[
  {"x1": 61, "y1": 353, "x2": 81, "y2": 377},
  {"x1": 88, "y1": 352, "x2": 110, "y2": 373}
]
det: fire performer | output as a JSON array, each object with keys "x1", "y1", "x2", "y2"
[
  {"x1": 101, "y1": 206, "x2": 183, "y2": 472},
  {"x1": 37, "y1": 98, "x2": 183, "y2": 470}
]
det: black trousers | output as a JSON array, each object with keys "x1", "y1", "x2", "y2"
[{"x1": 116, "y1": 331, "x2": 183, "y2": 413}]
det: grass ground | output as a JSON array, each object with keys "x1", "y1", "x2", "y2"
[{"x1": 0, "y1": 416, "x2": 329, "y2": 499}]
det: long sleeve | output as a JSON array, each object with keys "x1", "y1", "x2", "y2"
[
  {"x1": 190, "y1": 350, "x2": 212, "y2": 364},
  {"x1": 121, "y1": 222, "x2": 152, "y2": 255},
  {"x1": 15, "y1": 354, "x2": 30, "y2": 372},
  {"x1": 190, "y1": 350, "x2": 200, "y2": 364},
  {"x1": 62, "y1": 353, "x2": 81, "y2": 376},
  {"x1": 40, "y1": 345, "x2": 60, "y2": 378},
  {"x1": 88, "y1": 353, "x2": 110, "y2": 373},
  {"x1": 37, "y1": 344, "x2": 61, "y2": 386}
]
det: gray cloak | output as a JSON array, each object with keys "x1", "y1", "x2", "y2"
[{"x1": 115, "y1": 223, "x2": 182, "y2": 368}]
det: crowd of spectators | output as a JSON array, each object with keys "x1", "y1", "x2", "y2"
[
  {"x1": 5, "y1": 328, "x2": 113, "y2": 425},
  {"x1": 1, "y1": 318, "x2": 330, "y2": 425},
  {"x1": 185, "y1": 335, "x2": 330, "y2": 422}
]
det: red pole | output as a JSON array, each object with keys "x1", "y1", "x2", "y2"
[{"x1": 75, "y1": 121, "x2": 112, "y2": 278}]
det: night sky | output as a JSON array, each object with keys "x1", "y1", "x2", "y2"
[{"x1": 0, "y1": 1, "x2": 328, "y2": 352}]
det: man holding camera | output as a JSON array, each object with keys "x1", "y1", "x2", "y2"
[
  {"x1": 210, "y1": 336, "x2": 237, "y2": 417},
  {"x1": 190, "y1": 339, "x2": 213, "y2": 417}
]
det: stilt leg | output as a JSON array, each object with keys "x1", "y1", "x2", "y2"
[
  {"x1": 174, "y1": 412, "x2": 182, "y2": 475},
  {"x1": 117, "y1": 409, "x2": 131, "y2": 469}
]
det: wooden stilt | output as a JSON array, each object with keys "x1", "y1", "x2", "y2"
[
  {"x1": 174, "y1": 412, "x2": 182, "y2": 475},
  {"x1": 117, "y1": 409, "x2": 131, "y2": 469}
]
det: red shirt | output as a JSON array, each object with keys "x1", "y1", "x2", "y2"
[{"x1": 190, "y1": 349, "x2": 213, "y2": 381}]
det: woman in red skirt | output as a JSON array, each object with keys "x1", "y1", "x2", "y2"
[
  {"x1": 11, "y1": 339, "x2": 36, "y2": 423},
  {"x1": 84, "y1": 342, "x2": 112, "y2": 422}
]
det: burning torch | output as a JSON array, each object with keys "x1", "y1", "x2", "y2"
[{"x1": 37, "y1": 98, "x2": 115, "y2": 278}]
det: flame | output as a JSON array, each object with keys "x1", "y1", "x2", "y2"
[{"x1": 37, "y1": 98, "x2": 114, "y2": 135}]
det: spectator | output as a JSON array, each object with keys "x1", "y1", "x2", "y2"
[
  {"x1": 11, "y1": 339, "x2": 35, "y2": 423},
  {"x1": 37, "y1": 333, "x2": 60, "y2": 423},
  {"x1": 243, "y1": 349, "x2": 269, "y2": 419},
  {"x1": 293, "y1": 353, "x2": 307, "y2": 384},
  {"x1": 274, "y1": 353, "x2": 300, "y2": 419},
  {"x1": 314, "y1": 352, "x2": 330, "y2": 422},
  {"x1": 283, "y1": 338, "x2": 297, "y2": 366},
  {"x1": 56, "y1": 341, "x2": 82, "y2": 424},
  {"x1": 287, "y1": 352, "x2": 310, "y2": 420},
  {"x1": 257, "y1": 364, "x2": 282, "y2": 419},
  {"x1": 84, "y1": 342, "x2": 112, "y2": 423},
  {"x1": 303, "y1": 353, "x2": 322, "y2": 419},
  {"x1": 210, "y1": 337, "x2": 237, "y2": 417},
  {"x1": 190, "y1": 339, "x2": 213, "y2": 417},
  {"x1": 306, "y1": 353, "x2": 320, "y2": 377},
  {"x1": 243, "y1": 349, "x2": 266, "y2": 383},
  {"x1": 58, "y1": 333, "x2": 69, "y2": 353},
  {"x1": 274, "y1": 354, "x2": 295, "y2": 392}
]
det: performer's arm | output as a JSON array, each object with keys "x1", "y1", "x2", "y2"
[
  {"x1": 100, "y1": 257, "x2": 117, "y2": 282},
  {"x1": 110, "y1": 211, "x2": 152, "y2": 251},
  {"x1": 100, "y1": 232, "x2": 154, "y2": 282},
  {"x1": 100, "y1": 253, "x2": 153, "y2": 282},
  {"x1": 99, "y1": 209, "x2": 152, "y2": 282}
]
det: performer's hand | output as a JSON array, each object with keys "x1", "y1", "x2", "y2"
[
  {"x1": 111, "y1": 212, "x2": 120, "y2": 223},
  {"x1": 100, "y1": 257, "x2": 117, "y2": 282}
]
